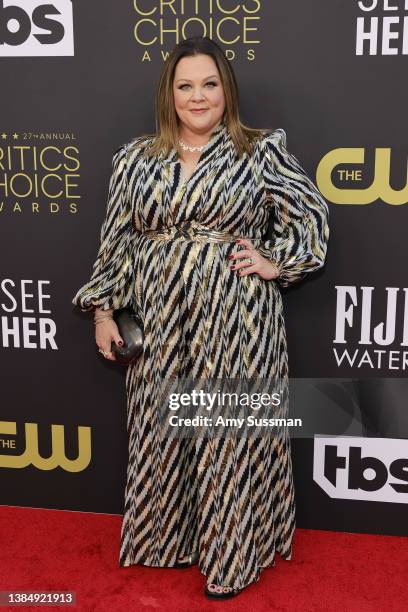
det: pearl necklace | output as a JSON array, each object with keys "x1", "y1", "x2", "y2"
[{"x1": 179, "y1": 139, "x2": 207, "y2": 153}]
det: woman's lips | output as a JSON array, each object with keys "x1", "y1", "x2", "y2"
[{"x1": 190, "y1": 109, "x2": 208, "y2": 114}]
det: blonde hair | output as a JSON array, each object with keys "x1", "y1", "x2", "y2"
[{"x1": 136, "y1": 36, "x2": 275, "y2": 160}]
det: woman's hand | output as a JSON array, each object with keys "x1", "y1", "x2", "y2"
[
  {"x1": 229, "y1": 238, "x2": 280, "y2": 281},
  {"x1": 94, "y1": 308, "x2": 124, "y2": 361}
]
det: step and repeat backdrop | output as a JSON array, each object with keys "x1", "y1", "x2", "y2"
[{"x1": 0, "y1": 1, "x2": 407, "y2": 536}]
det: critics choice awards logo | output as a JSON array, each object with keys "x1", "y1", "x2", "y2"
[
  {"x1": 0, "y1": 132, "x2": 80, "y2": 215},
  {"x1": 132, "y1": 0, "x2": 262, "y2": 61}
]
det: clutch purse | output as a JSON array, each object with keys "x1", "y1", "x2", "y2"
[{"x1": 110, "y1": 307, "x2": 144, "y2": 365}]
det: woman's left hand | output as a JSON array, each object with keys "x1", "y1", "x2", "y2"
[{"x1": 229, "y1": 238, "x2": 279, "y2": 281}]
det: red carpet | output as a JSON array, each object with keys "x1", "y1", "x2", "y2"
[{"x1": 0, "y1": 505, "x2": 406, "y2": 611}]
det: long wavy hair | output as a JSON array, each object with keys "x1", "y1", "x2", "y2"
[{"x1": 137, "y1": 36, "x2": 274, "y2": 160}]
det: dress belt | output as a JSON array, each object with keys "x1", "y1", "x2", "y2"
[{"x1": 140, "y1": 220, "x2": 238, "y2": 243}]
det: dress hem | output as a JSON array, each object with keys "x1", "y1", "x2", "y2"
[{"x1": 118, "y1": 543, "x2": 294, "y2": 590}]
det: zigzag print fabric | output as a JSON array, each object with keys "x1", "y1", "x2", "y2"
[{"x1": 72, "y1": 122, "x2": 329, "y2": 590}]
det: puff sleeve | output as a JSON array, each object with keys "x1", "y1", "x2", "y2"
[
  {"x1": 71, "y1": 143, "x2": 137, "y2": 312},
  {"x1": 258, "y1": 129, "x2": 330, "y2": 288}
]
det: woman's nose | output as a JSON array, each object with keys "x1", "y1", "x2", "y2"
[{"x1": 191, "y1": 88, "x2": 205, "y2": 101}]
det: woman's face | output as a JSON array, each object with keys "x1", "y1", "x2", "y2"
[{"x1": 173, "y1": 53, "x2": 226, "y2": 134}]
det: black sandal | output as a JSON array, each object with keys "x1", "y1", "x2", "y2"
[
  {"x1": 174, "y1": 551, "x2": 199, "y2": 569},
  {"x1": 204, "y1": 574, "x2": 260, "y2": 599}
]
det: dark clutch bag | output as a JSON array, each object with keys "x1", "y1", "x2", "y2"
[{"x1": 110, "y1": 307, "x2": 144, "y2": 365}]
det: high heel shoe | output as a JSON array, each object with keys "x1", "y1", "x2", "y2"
[
  {"x1": 204, "y1": 584, "x2": 244, "y2": 599},
  {"x1": 174, "y1": 550, "x2": 199, "y2": 569},
  {"x1": 204, "y1": 574, "x2": 260, "y2": 599}
]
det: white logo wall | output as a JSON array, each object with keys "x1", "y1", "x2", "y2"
[
  {"x1": 0, "y1": 0, "x2": 407, "y2": 535},
  {"x1": 0, "y1": 0, "x2": 74, "y2": 56}
]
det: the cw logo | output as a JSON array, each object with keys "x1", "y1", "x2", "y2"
[
  {"x1": 0, "y1": 421, "x2": 91, "y2": 472},
  {"x1": 316, "y1": 148, "x2": 408, "y2": 205}
]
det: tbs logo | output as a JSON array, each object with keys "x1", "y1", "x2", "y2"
[
  {"x1": 0, "y1": 0, "x2": 74, "y2": 56},
  {"x1": 313, "y1": 436, "x2": 408, "y2": 503}
]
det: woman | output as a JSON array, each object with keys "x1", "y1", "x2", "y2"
[{"x1": 72, "y1": 36, "x2": 329, "y2": 599}]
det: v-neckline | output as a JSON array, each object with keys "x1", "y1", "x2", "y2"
[
  {"x1": 168, "y1": 122, "x2": 227, "y2": 188},
  {"x1": 159, "y1": 122, "x2": 229, "y2": 226},
  {"x1": 179, "y1": 160, "x2": 199, "y2": 185}
]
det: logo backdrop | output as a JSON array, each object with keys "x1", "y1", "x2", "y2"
[{"x1": 1, "y1": 1, "x2": 407, "y2": 535}]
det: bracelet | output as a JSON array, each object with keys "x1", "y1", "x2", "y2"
[
  {"x1": 94, "y1": 315, "x2": 113, "y2": 325},
  {"x1": 269, "y1": 259, "x2": 281, "y2": 279}
]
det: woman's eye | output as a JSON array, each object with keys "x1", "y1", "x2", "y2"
[{"x1": 178, "y1": 82, "x2": 217, "y2": 90}]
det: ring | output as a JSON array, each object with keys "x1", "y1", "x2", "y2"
[{"x1": 98, "y1": 348, "x2": 108, "y2": 358}]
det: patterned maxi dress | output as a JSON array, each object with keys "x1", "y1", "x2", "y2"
[{"x1": 72, "y1": 122, "x2": 329, "y2": 590}]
